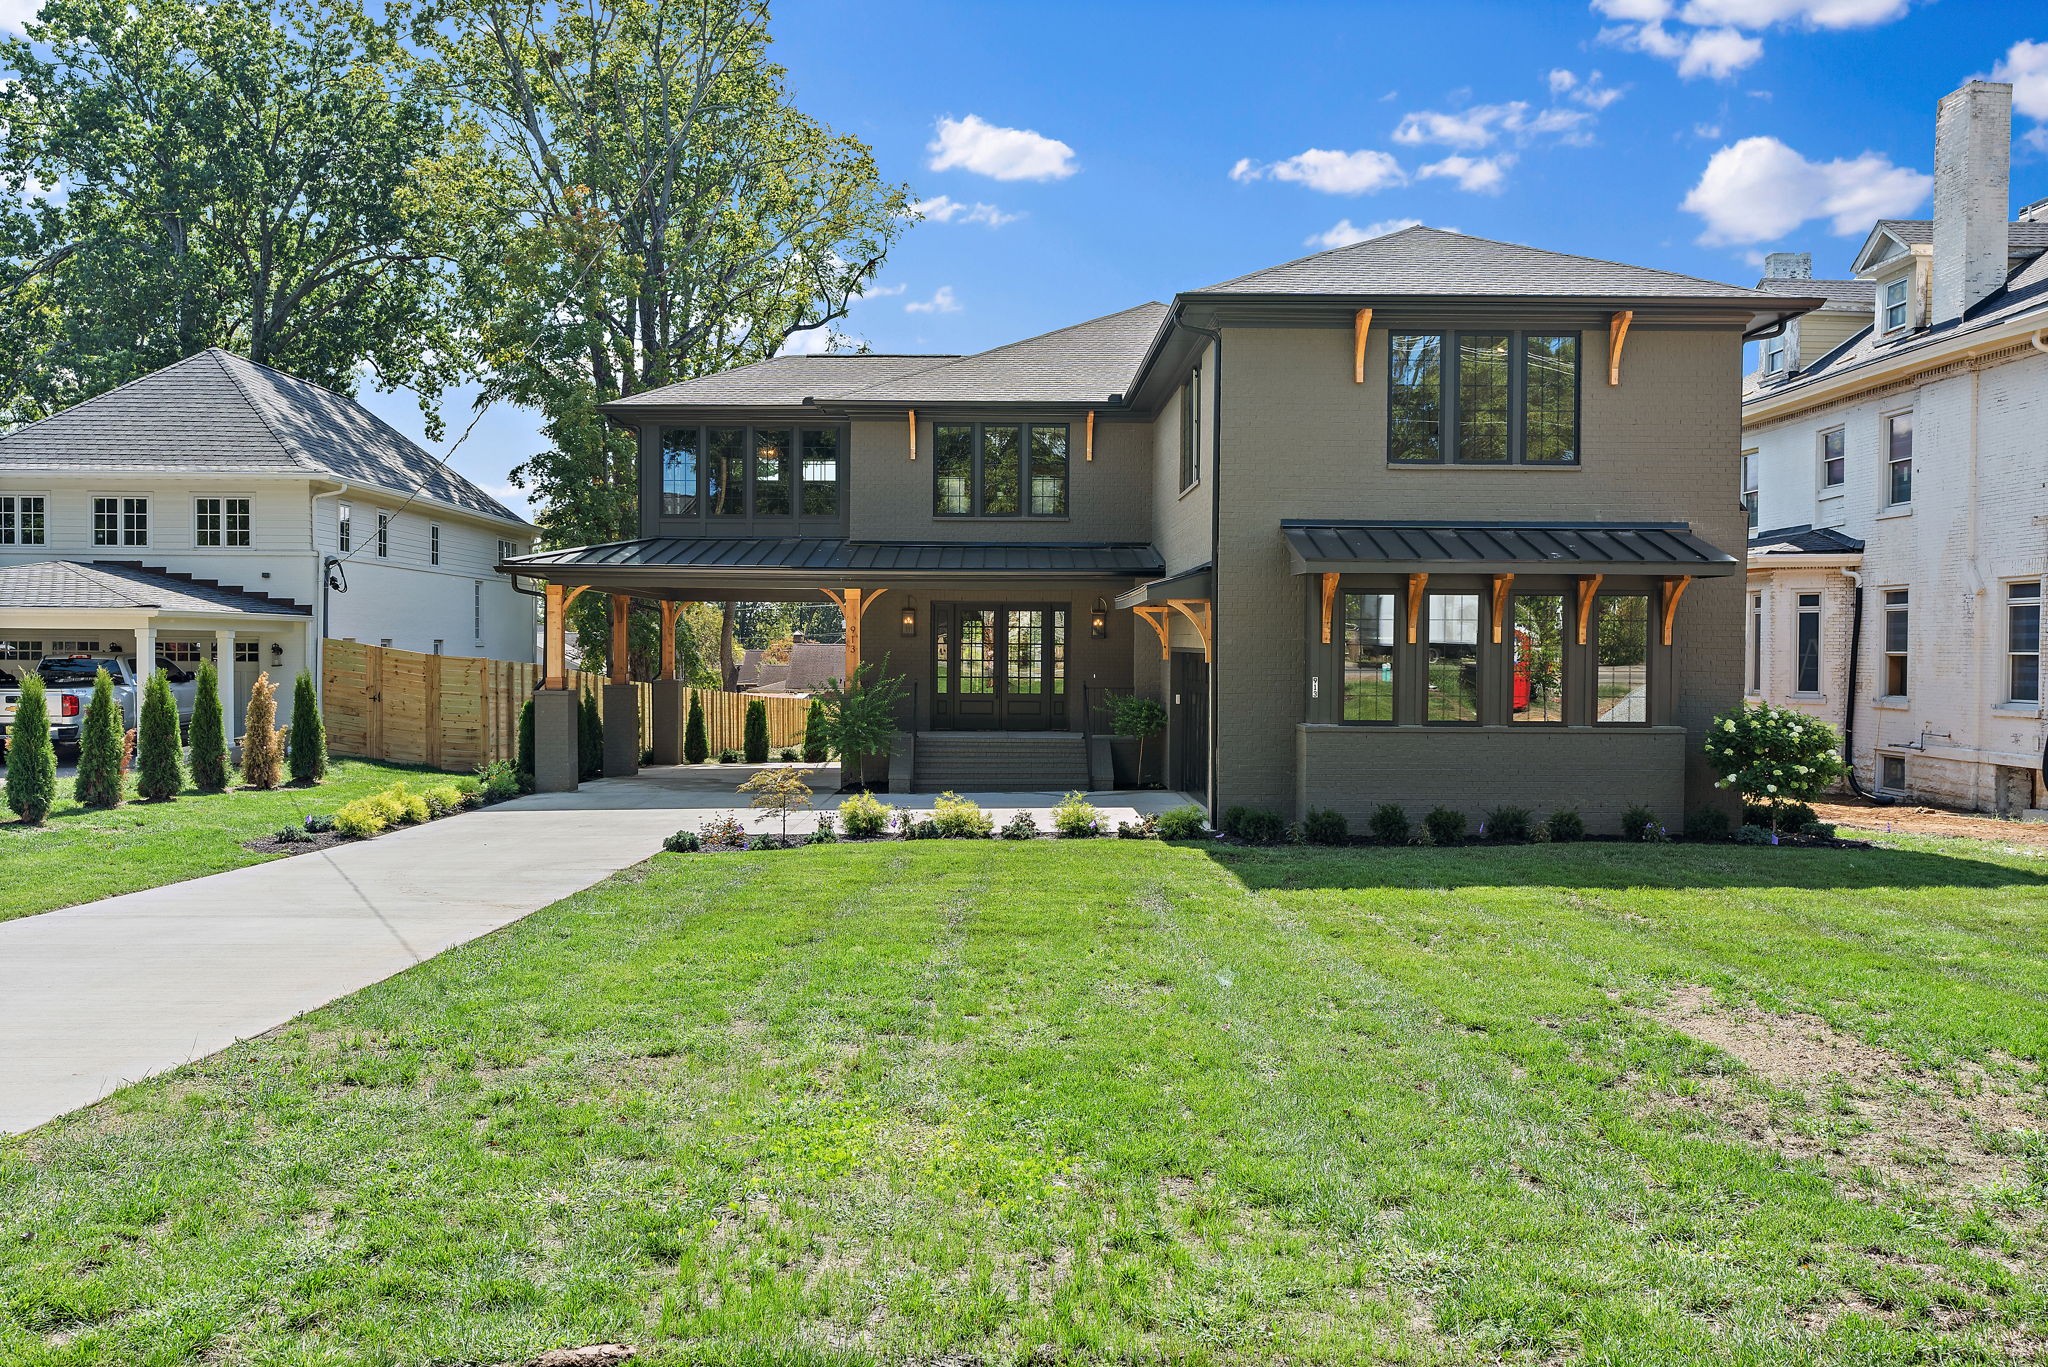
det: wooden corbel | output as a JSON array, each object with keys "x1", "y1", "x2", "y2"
[
  {"x1": 1167, "y1": 598, "x2": 1213, "y2": 663},
  {"x1": 1353, "y1": 307, "x2": 1373, "y2": 384},
  {"x1": 1608, "y1": 310, "x2": 1633, "y2": 386},
  {"x1": 1660, "y1": 575, "x2": 1692, "y2": 646},
  {"x1": 1086, "y1": 410, "x2": 1095, "y2": 462},
  {"x1": 1405, "y1": 573, "x2": 1428, "y2": 644},
  {"x1": 657, "y1": 600, "x2": 688, "y2": 681},
  {"x1": 907, "y1": 409, "x2": 917, "y2": 461},
  {"x1": 1320, "y1": 572, "x2": 1340, "y2": 644},
  {"x1": 1133, "y1": 604, "x2": 1171, "y2": 659},
  {"x1": 1575, "y1": 573, "x2": 1605, "y2": 645},
  {"x1": 1490, "y1": 574, "x2": 1515, "y2": 644}
]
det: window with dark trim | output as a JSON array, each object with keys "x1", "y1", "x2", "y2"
[
  {"x1": 1341, "y1": 591, "x2": 1395, "y2": 722},
  {"x1": 661, "y1": 423, "x2": 843, "y2": 522},
  {"x1": 1179, "y1": 364, "x2": 1201, "y2": 490},
  {"x1": 1594, "y1": 594, "x2": 1649, "y2": 723},
  {"x1": 93, "y1": 496, "x2": 148, "y2": 547},
  {"x1": 338, "y1": 504, "x2": 352, "y2": 552},
  {"x1": 661, "y1": 428, "x2": 699, "y2": 516},
  {"x1": 801, "y1": 429, "x2": 840, "y2": 516},
  {"x1": 375, "y1": 512, "x2": 390, "y2": 559},
  {"x1": 1795, "y1": 592, "x2": 1821, "y2": 693},
  {"x1": 0, "y1": 494, "x2": 45, "y2": 546},
  {"x1": 1424, "y1": 592, "x2": 1481, "y2": 723},
  {"x1": 1388, "y1": 330, "x2": 1579, "y2": 465},
  {"x1": 196, "y1": 497, "x2": 249, "y2": 550},
  {"x1": 932, "y1": 421, "x2": 1070, "y2": 517},
  {"x1": 753, "y1": 428, "x2": 793, "y2": 517},
  {"x1": 707, "y1": 427, "x2": 745, "y2": 516},
  {"x1": 1749, "y1": 591, "x2": 1763, "y2": 692},
  {"x1": 430, "y1": 523, "x2": 441, "y2": 565}
]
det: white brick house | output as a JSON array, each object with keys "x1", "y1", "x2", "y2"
[
  {"x1": 0, "y1": 349, "x2": 536, "y2": 726},
  {"x1": 1741, "y1": 80, "x2": 2048, "y2": 813}
]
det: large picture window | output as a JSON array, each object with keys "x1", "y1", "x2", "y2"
[
  {"x1": 1424, "y1": 593, "x2": 1481, "y2": 723},
  {"x1": 1389, "y1": 330, "x2": 1579, "y2": 466},
  {"x1": 933, "y1": 422, "x2": 1070, "y2": 518},
  {"x1": 1595, "y1": 595, "x2": 1649, "y2": 723},
  {"x1": 1341, "y1": 592, "x2": 1395, "y2": 722},
  {"x1": 1512, "y1": 594, "x2": 1565, "y2": 722},
  {"x1": 662, "y1": 424, "x2": 840, "y2": 521}
]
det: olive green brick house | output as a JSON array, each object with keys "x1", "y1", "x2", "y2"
[{"x1": 503, "y1": 227, "x2": 1816, "y2": 827}]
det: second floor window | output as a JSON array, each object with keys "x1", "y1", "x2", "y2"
[
  {"x1": 195, "y1": 497, "x2": 251, "y2": 548},
  {"x1": 0, "y1": 495, "x2": 45, "y2": 546},
  {"x1": 93, "y1": 496, "x2": 148, "y2": 547},
  {"x1": 1741, "y1": 451, "x2": 1758, "y2": 530},
  {"x1": 662, "y1": 428, "x2": 699, "y2": 516},
  {"x1": 1761, "y1": 334, "x2": 1786, "y2": 374},
  {"x1": 1819, "y1": 428, "x2": 1845, "y2": 488},
  {"x1": 1886, "y1": 412, "x2": 1913, "y2": 505},
  {"x1": 376, "y1": 512, "x2": 390, "y2": 558},
  {"x1": 801, "y1": 430, "x2": 840, "y2": 516},
  {"x1": 668, "y1": 425, "x2": 841, "y2": 521},
  {"x1": 338, "y1": 504, "x2": 352, "y2": 552},
  {"x1": 1179, "y1": 365, "x2": 1201, "y2": 490},
  {"x1": 2009, "y1": 581, "x2": 2040, "y2": 704},
  {"x1": 430, "y1": 524, "x2": 442, "y2": 564},
  {"x1": 934, "y1": 422, "x2": 1068, "y2": 518},
  {"x1": 1389, "y1": 330, "x2": 1579, "y2": 466}
]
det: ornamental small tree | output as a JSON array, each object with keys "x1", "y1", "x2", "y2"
[
  {"x1": 240, "y1": 672, "x2": 284, "y2": 789},
  {"x1": 684, "y1": 691, "x2": 709, "y2": 764},
  {"x1": 1106, "y1": 693, "x2": 1169, "y2": 787},
  {"x1": 188, "y1": 662, "x2": 230, "y2": 793},
  {"x1": 578, "y1": 688, "x2": 603, "y2": 780},
  {"x1": 135, "y1": 668, "x2": 185, "y2": 801},
  {"x1": 288, "y1": 669, "x2": 327, "y2": 784},
  {"x1": 738, "y1": 764, "x2": 814, "y2": 845},
  {"x1": 742, "y1": 697, "x2": 770, "y2": 763},
  {"x1": 516, "y1": 696, "x2": 536, "y2": 789},
  {"x1": 817, "y1": 659, "x2": 908, "y2": 791},
  {"x1": 74, "y1": 667, "x2": 126, "y2": 809},
  {"x1": 802, "y1": 697, "x2": 829, "y2": 762},
  {"x1": 1703, "y1": 700, "x2": 1849, "y2": 832},
  {"x1": 5, "y1": 674, "x2": 56, "y2": 823}
]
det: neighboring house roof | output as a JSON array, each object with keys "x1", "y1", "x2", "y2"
[
  {"x1": 0, "y1": 348, "x2": 530, "y2": 528},
  {"x1": 735, "y1": 640, "x2": 844, "y2": 693},
  {"x1": 509, "y1": 536, "x2": 1163, "y2": 578},
  {"x1": 1865, "y1": 218, "x2": 2048, "y2": 250},
  {"x1": 1748, "y1": 524, "x2": 1865, "y2": 557},
  {"x1": 1752, "y1": 277, "x2": 1872, "y2": 311},
  {"x1": 0, "y1": 559, "x2": 313, "y2": 617},
  {"x1": 606, "y1": 354, "x2": 960, "y2": 409},
  {"x1": 1281, "y1": 521, "x2": 1740, "y2": 576}
]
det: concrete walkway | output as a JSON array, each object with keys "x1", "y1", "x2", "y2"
[{"x1": 0, "y1": 766, "x2": 1194, "y2": 1133}]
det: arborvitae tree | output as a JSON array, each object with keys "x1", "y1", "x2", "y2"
[
  {"x1": 743, "y1": 698, "x2": 770, "y2": 763},
  {"x1": 4, "y1": 674, "x2": 56, "y2": 823},
  {"x1": 240, "y1": 672, "x2": 283, "y2": 789},
  {"x1": 578, "y1": 688, "x2": 603, "y2": 780},
  {"x1": 73, "y1": 667, "x2": 126, "y2": 808},
  {"x1": 135, "y1": 668, "x2": 185, "y2": 801},
  {"x1": 683, "y1": 691, "x2": 708, "y2": 764},
  {"x1": 288, "y1": 669, "x2": 327, "y2": 784},
  {"x1": 516, "y1": 696, "x2": 535, "y2": 787},
  {"x1": 187, "y1": 661, "x2": 230, "y2": 793},
  {"x1": 802, "y1": 697, "x2": 829, "y2": 762}
]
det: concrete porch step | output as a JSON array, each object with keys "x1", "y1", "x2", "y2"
[{"x1": 911, "y1": 730, "x2": 1090, "y2": 793}]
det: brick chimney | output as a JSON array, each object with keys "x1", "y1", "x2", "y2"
[
  {"x1": 1763, "y1": 251, "x2": 1812, "y2": 280},
  {"x1": 1931, "y1": 80, "x2": 2012, "y2": 326}
]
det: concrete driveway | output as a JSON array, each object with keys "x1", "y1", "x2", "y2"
[{"x1": 0, "y1": 766, "x2": 1194, "y2": 1133}]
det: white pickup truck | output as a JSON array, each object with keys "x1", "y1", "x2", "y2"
[{"x1": 0, "y1": 655, "x2": 201, "y2": 757}]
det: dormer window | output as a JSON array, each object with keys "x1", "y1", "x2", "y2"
[
  {"x1": 1761, "y1": 334, "x2": 1787, "y2": 375},
  {"x1": 1882, "y1": 277, "x2": 1909, "y2": 333}
]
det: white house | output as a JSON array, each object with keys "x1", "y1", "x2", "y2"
[
  {"x1": 1741, "y1": 79, "x2": 2048, "y2": 814},
  {"x1": 0, "y1": 349, "x2": 537, "y2": 728}
]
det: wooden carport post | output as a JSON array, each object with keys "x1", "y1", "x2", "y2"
[
  {"x1": 602, "y1": 593, "x2": 640, "y2": 777},
  {"x1": 533, "y1": 581, "x2": 585, "y2": 792},
  {"x1": 820, "y1": 587, "x2": 889, "y2": 684}
]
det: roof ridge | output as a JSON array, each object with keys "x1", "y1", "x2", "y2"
[
  {"x1": 832, "y1": 301, "x2": 1167, "y2": 401},
  {"x1": 207, "y1": 349, "x2": 325, "y2": 474},
  {"x1": 0, "y1": 348, "x2": 245, "y2": 447}
]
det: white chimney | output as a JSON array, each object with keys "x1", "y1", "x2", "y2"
[
  {"x1": 1931, "y1": 80, "x2": 2011, "y2": 326},
  {"x1": 1763, "y1": 251, "x2": 1812, "y2": 280}
]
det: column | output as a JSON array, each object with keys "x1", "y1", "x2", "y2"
[
  {"x1": 649, "y1": 600, "x2": 687, "y2": 766},
  {"x1": 602, "y1": 593, "x2": 640, "y2": 778},
  {"x1": 533, "y1": 582, "x2": 579, "y2": 792},
  {"x1": 213, "y1": 628, "x2": 237, "y2": 738}
]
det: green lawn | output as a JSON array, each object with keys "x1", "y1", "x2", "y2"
[
  {"x1": 4, "y1": 838, "x2": 2047, "y2": 1364},
  {"x1": 0, "y1": 759, "x2": 460, "y2": 922}
]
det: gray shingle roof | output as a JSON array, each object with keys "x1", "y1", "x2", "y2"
[
  {"x1": 1194, "y1": 226, "x2": 1786, "y2": 302},
  {"x1": 1869, "y1": 219, "x2": 2048, "y2": 250},
  {"x1": 1281, "y1": 521, "x2": 1739, "y2": 575},
  {"x1": 0, "y1": 349, "x2": 529, "y2": 527},
  {"x1": 510, "y1": 536, "x2": 1162, "y2": 578},
  {"x1": 829, "y1": 304, "x2": 1168, "y2": 405},
  {"x1": 1749, "y1": 524, "x2": 1865, "y2": 557},
  {"x1": 606, "y1": 354, "x2": 960, "y2": 409},
  {"x1": 0, "y1": 560, "x2": 312, "y2": 616},
  {"x1": 1753, "y1": 277, "x2": 1872, "y2": 311}
]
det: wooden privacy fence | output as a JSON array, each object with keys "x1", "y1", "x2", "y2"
[{"x1": 322, "y1": 639, "x2": 811, "y2": 771}]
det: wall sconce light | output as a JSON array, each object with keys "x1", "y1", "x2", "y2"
[
  {"x1": 1090, "y1": 597, "x2": 1109, "y2": 639},
  {"x1": 270, "y1": 642, "x2": 284, "y2": 667},
  {"x1": 900, "y1": 596, "x2": 917, "y2": 637}
]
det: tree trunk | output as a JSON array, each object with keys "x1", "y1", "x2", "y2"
[{"x1": 720, "y1": 602, "x2": 738, "y2": 690}]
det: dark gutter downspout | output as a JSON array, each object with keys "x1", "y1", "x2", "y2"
[
  {"x1": 1175, "y1": 310, "x2": 1224, "y2": 816},
  {"x1": 1841, "y1": 569, "x2": 1889, "y2": 803}
]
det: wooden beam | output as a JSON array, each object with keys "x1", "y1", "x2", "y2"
[
  {"x1": 1575, "y1": 573, "x2": 1605, "y2": 646},
  {"x1": 1406, "y1": 572, "x2": 1428, "y2": 644},
  {"x1": 907, "y1": 409, "x2": 917, "y2": 461},
  {"x1": 543, "y1": 582, "x2": 568, "y2": 690},
  {"x1": 562, "y1": 584, "x2": 591, "y2": 612},
  {"x1": 1352, "y1": 307, "x2": 1373, "y2": 384},
  {"x1": 1167, "y1": 598, "x2": 1213, "y2": 663},
  {"x1": 1320, "y1": 572, "x2": 1340, "y2": 644},
  {"x1": 609, "y1": 594, "x2": 631, "y2": 685},
  {"x1": 1133, "y1": 604, "x2": 1171, "y2": 659},
  {"x1": 657, "y1": 600, "x2": 682, "y2": 681},
  {"x1": 1661, "y1": 575, "x2": 1692, "y2": 646},
  {"x1": 1490, "y1": 573, "x2": 1515, "y2": 644},
  {"x1": 1085, "y1": 409, "x2": 1095, "y2": 462},
  {"x1": 1608, "y1": 310, "x2": 1633, "y2": 386}
]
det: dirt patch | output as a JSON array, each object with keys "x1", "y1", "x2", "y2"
[
  {"x1": 493, "y1": 1348, "x2": 634, "y2": 1367},
  {"x1": 1650, "y1": 986, "x2": 2040, "y2": 1203},
  {"x1": 1814, "y1": 796, "x2": 2048, "y2": 848},
  {"x1": 241, "y1": 830, "x2": 355, "y2": 857}
]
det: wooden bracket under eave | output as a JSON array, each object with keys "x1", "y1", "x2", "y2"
[
  {"x1": 907, "y1": 409, "x2": 917, "y2": 461},
  {"x1": 657, "y1": 600, "x2": 687, "y2": 681},
  {"x1": 1405, "y1": 573, "x2": 1428, "y2": 644},
  {"x1": 1353, "y1": 307, "x2": 1373, "y2": 384},
  {"x1": 1320, "y1": 572, "x2": 1339, "y2": 644},
  {"x1": 1489, "y1": 574, "x2": 1515, "y2": 644},
  {"x1": 1133, "y1": 604, "x2": 1171, "y2": 659},
  {"x1": 1575, "y1": 573, "x2": 1605, "y2": 645},
  {"x1": 1167, "y1": 598, "x2": 1213, "y2": 663},
  {"x1": 1608, "y1": 310, "x2": 1633, "y2": 386},
  {"x1": 1660, "y1": 575, "x2": 1692, "y2": 646},
  {"x1": 1085, "y1": 410, "x2": 1095, "y2": 462}
]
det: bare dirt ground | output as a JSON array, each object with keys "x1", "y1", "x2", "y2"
[{"x1": 1813, "y1": 795, "x2": 2048, "y2": 848}]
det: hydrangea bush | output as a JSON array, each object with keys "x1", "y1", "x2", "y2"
[{"x1": 1703, "y1": 701, "x2": 1849, "y2": 831}]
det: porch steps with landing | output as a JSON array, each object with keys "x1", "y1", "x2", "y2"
[{"x1": 911, "y1": 731, "x2": 1090, "y2": 793}]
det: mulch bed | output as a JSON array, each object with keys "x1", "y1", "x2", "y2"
[{"x1": 242, "y1": 830, "x2": 356, "y2": 857}]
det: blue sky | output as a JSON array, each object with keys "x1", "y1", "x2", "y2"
[{"x1": 350, "y1": 0, "x2": 2048, "y2": 522}]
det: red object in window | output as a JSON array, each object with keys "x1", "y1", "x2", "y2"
[
  {"x1": 1512, "y1": 627, "x2": 1533, "y2": 713},
  {"x1": 61, "y1": 693, "x2": 81, "y2": 717}
]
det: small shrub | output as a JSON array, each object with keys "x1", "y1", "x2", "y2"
[
  {"x1": 743, "y1": 699, "x2": 770, "y2": 763},
  {"x1": 931, "y1": 791, "x2": 993, "y2": 838},
  {"x1": 684, "y1": 692, "x2": 709, "y2": 764},
  {"x1": 303, "y1": 813, "x2": 334, "y2": 833},
  {"x1": 897, "y1": 813, "x2": 941, "y2": 840},
  {"x1": 1423, "y1": 807, "x2": 1467, "y2": 846},
  {"x1": 1743, "y1": 799, "x2": 1816, "y2": 832},
  {"x1": 1797, "y1": 819, "x2": 1838, "y2": 840},
  {"x1": 1619, "y1": 804, "x2": 1664, "y2": 842},
  {"x1": 1705, "y1": 701, "x2": 1848, "y2": 832},
  {"x1": 1000, "y1": 810, "x2": 1039, "y2": 840},
  {"x1": 1156, "y1": 804, "x2": 1208, "y2": 840},
  {"x1": 273, "y1": 824, "x2": 311, "y2": 844},
  {"x1": 392, "y1": 784, "x2": 430, "y2": 825},
  {"x1": 1233, "y1": 808, "x2": 1288, "y2": 845},
  {"x1": 718, "y1": 747, "x2": 741, "y2": 764},
  {"x1": 802, "y1": 697, "x2": 829, "y2": 763},
  {"x1": 1684, "y1": 807, "x2": 1732, "y2": 841},
  {"x1": 1733, "y1": 824, "x2": 1775, "y2": 845},
  {"x1": 1218, "y1": 805, "x2": 1251, "y2": 838},
  {"x1": 423, "y1": 784, "x2": 466, "y2": 818},
  {"x1": 1544, "y1": 808, "x2": 1585, "y2": 843},
  {"x1": 699, "y1": 812, "x2": 748, "y2": 849},
  {"x1": 3, "y1": 675, "x2": 55, "y2": 824},
  {"x1": 807, "y1": 814, "x2": 838, "y2": 844},
  {"x1": 288, "y1": 670, "x2": 327, "y2": 784},
  {"x1": 777, "y1": 747, "x2": 799, "y2": 763},
  {"x1": 1303, "y1": 807, "x2": 1349, "y2": 845},
  {"x1": 516, "y1": 696, "x2": 536, "y2": 788},
  {"x1": 74, "y1": 668, "x2": 126, "y2": 809},
  {"x1": 578, "y1": 689, "x2": 603, "y2": 780},
  {"x1": 477, "y1": 760, "x2": 520, "y2": 803},
  {"x1": 1367, "y1": 803, "x2": 1410, "y2": 845},
  {"x1": 240, "y1": 672, "x2": 284, "y2": 790},
  {"x1": 135, "y1": 669, "x2": 184, "y2": 802},
  {"x1": 1117, "y1": 814, "x2": 1161, "y2": 839},
  {"x1": 838, "y1": 790, "x2": 891, "y2": 839},
  {"x1": 188, "y1": 662, "x2": 230, "y2": 793},
  {"x1": 331, "y1": 797, "x2": 389, "y2": 838},
  {"x1": 663, "y1": 829, "x2": 702, "y2": 853},
  {"x1": 1052, "y1": 791, "x2": 1103, "y2": 838},
  {"x1": 1480, "y1": 805, "x2": 1532, "y2": 843}
]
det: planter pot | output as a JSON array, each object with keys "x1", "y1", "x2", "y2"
[{"x1": 1108, "y1": 736, "x2": 1160, "y2": 788}]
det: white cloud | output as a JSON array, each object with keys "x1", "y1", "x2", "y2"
[
  {"x1": 1681, "y1": 135, "x2": 1930, "y2": 243},
  {"x1": 777, "y1": 328, "x2": 836, "y2": 356},
  {"x1": 0, "y1": 0, "x2": 39, "y2": 34},
  {"x1": 1607, "y1": 21, "x2": 1765, "y2": 78},
  {"x1": 1694, "y1": 120, "x2": 1724, "y2": 138},
  {"x1": 1593, "y1": 0, "x2": 1673, "y2": 19},
  {"x1": 1677, "y1": 0, "x2": 1909, "y2": 27},
  {"x1": 911, "y1": 195, "x2": 1022, "y2": 228},
  {"x1": 859, "y1": 282, "x2": 907, "y2": 298},
  {"x1": 1393, "y1": 101, "x2": 1592, "y2": 148},
  {"x1": 1547, "y1": 68, "x2": 1627, "y2": 109},
  {"x1": 904, "y1": 285, "x2": 962, "y2": 315},
  {"x1": 1305, "y1": 217, "x2": 1424, "y2": 248},
  {"x1": 1418, "y1": 153, "x2": 1515, "y2": 193},
  {"x1": 1993, "y1": 39, "x2": 2048, "y2": 122},
  {"x1": 1548, "y1": 68, "x2": 1578, "y2": 94},
  {"x1": 926, "y1": 114, "x2": 1076, "y2": 182},
  {"x1": 1231, "y1": 148, "x2": 1406, "y2": 194}
]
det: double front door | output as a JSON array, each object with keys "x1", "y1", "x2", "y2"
[{"x1": 933, "y1": 604, "x2": 1068, "y2": 730}]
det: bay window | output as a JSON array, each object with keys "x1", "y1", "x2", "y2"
[{"x1": 1388, "y1": 330, "x2": 1579, "y2": 465}]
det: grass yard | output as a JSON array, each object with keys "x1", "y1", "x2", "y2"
[
  {"x1": 0, "y1": 759, "x2": 461, "y2": 922},
  {"x1": 4, "y1": 837, "x2": 2047, "y2": 1364}
]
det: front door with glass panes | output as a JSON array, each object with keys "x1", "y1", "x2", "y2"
[{"x1": 931, "y1": 604, "x2": 1069, "y2": 730}]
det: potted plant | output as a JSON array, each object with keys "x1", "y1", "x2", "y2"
[
  {"x1": 817, "y1": 659, "x2": 908, "y2": 791},
  {"x1": 1102, "y1": 692, "x2": 1168, "y2": 788}
]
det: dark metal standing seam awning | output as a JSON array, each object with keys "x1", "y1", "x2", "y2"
[
  {"x1": 1113, "y1": 563, "x2": 1212, "y2": 609},
  {"x1": 505, "y1": 536, "x2": 1164, "y2": 581},
  {"x1": 1281, "y1": 522, "x2": 1740, "y2": 576}
]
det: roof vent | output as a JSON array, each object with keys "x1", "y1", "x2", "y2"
[{"x1": 2018, "y1": 196, "x2": 2048, "y2": 225}]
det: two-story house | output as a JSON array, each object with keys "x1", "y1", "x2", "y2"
[
  {"x1": 505, "y1": 228, "x2": 1809, "y2": 826},
  {"x1": 1741, "y1": 79, "x2": 2048, "y2": 815},
  {"x1": 0, "y1": 348, "x2": 536, "y2": 730}
]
